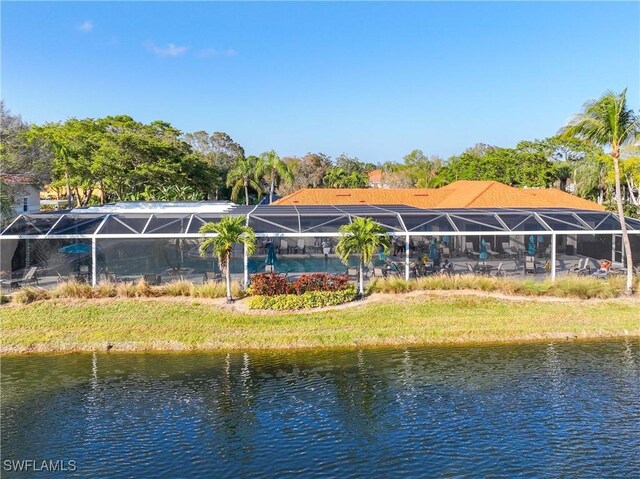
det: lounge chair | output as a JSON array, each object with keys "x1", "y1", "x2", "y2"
[
  {"x1": 501, "y1": 242, "x2": 518, "y2": 259},
  {"x1": 576, "y1": 259, "x2": 591, "y2": 276},
  {"x1": 494, "y1": 262, "x2": 505, "y2": 277},
  {"x1": 465, "y1": 263, "x2": 477, "y2": 275},
  {"x1": 203, "y1": 271, "x2": 222, "y2": 282},
  {"x1": 281, "y1": 239, "x2": 290, "y2": 254},
  {"x1": 485, "y1": 242, "x2": 499, "y2": 257},
  {"x1": 441, "y1": 247, "x2": 451, "y2": 258},
  {"x1": 465, "y1": 242, "x2": 479, "y2": 258},
  {"x1": 570, "y1": 258, "x2": 584, "y2": 274},
  {"x1": 5, "y1": 266, "x2": 39, "y2": 289}
]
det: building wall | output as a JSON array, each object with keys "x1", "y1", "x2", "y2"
[{"x1": 11, "y1": 184, "x2": 41, "y2": 216}]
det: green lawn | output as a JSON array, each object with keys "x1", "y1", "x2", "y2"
[{"x1": 2, "y1": 295, "x2": 638, "y2": 354}]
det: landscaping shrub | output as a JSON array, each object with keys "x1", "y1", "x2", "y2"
[
  {"x1": 14, "y1": 286, "x2": 51, "y2": 304},
  {"x1": 289, "y1": 273, "x2": 350, "y2": 294},
  {"x1": 193, "y1": 281, "x2": 245, "y2": 299},
  {"x1": 247, "y1": 286, "x2": 358, "y2": 310},
  {"x1": 370, "y1": 275, "x2": 632, "y2": 299},
  {"x1": 249, "y1": 273, "x2": 290, "y2": 295},
  {"x1": 55, "y1": 280, "x2": 95, "y2": 299},
  {"x1": 162, "y1": 280, "x2": 195, "y2": 297},
  {"x1": 94, "y1": 282, "x2": 118, "y2": 298},
  {"x1": 249, "y1": 273, "x2": 350, "y2": 296}
]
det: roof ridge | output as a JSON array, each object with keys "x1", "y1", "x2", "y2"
[{"x1": 461, "y1": 181, "x2": 501, "y2": 207}]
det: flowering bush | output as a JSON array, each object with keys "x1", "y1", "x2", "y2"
[
  {"x1": 249, "y1": 273, "x2": 350, "y2": 296},
  {"x1": 247, "y1": 286, "x2": 357, "y2": 310}
]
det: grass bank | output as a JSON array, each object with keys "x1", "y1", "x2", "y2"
[{"x1": 2, "y1": 294, "x2": 638, "y2": 354}]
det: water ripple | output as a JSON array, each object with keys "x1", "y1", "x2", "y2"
[{"x1": 1, "y1": 340, "x2": 639, "y2": 478}]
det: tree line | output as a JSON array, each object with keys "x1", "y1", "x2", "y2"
[{"x1": 1, "y1": 94, "x2": 638, "y2": 215}]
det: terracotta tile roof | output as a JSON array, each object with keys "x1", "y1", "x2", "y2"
[
  {"x1": 0, "y1": 173, "x2": 38, "y2": 185},
  {"x1": 272, "y1": 180, "x2": 605, "y2": 211}
]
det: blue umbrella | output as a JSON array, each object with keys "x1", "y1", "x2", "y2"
[
  {"x1": 429, "y1": 239, "x2": 439, "y2": 261},
  {"x1": 479, "y1": 239, "x2": 488, "y2": 262},
  {"x1": 58, "y1": 243, "x2": 91, "y2": 254},
  {"x1": 264, "y1": 241, "x2": 277, "y2": 266},
  {"x1": 528, "y1": 236, "x2": 536, "y2": 256}
]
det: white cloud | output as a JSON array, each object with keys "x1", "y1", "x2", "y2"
[
  {"x1": 78, "y1": 20, "x2": 94, "y2": 32},
  {"x1": 148, "y1": 43, "x2": 189, "y2": 57},
  {"x1": 198, "y1": 48, "x2": 237, "y2": 58}
]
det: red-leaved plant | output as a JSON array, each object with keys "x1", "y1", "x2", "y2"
[{"x1": 250, "y1": 273, "x2": 349, "y2": 296}]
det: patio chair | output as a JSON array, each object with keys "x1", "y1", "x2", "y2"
[
  {"x1": 6, "y1": 266, "x2": 39, "y2": 289},
  {"x1": 501, "y1": 242, "x2": 518, "y2": 259},
  {"x1": 346, "y1": 268, "x2": 359, "y2": 281},
  {"x1": 576, "y1": 259, "x2": 591, "y2": 276},
  {"x1": 524, "y1": 255, "x2": 536, "y2": 275},
  {"x1": 143, "y1": 274, "x2": 161, "y2": 286},
  {"x1": 386, "y1": 262, "x2": 402, "y2": 277},
  {"x1": 485, "y1": 242, "x2": 499, "y2": 257},
  {"x1": 465, "y1": 242, "x2": 479, "y2": 258},
  {"x1": 203, "y1": 271, "x2": 222, "y2": 282},
  {"x1": 281, "y1": 239, "x2": 290, "y2": 254},
  {"x1": 441, "y1": 247, "x2": 451, "y2": 258},
  {"x1": 296, "y1": 239, "x2": 306, "y2": 254},
  {"x1": 570, "y1": 258, "x2": 584, "y2": 274},
  {"x1": 56, "y1": 271, "x2": 70, "y2": 284},
  {"x1": 104, "y1": 272, "x2": 120, "y2": 283},
  {"x1": 373, "y1": 267, "x2": 386, "y2": 278},
  {"x1": 465, "y1": 263, "x2": 477, "y2": 275},
  {"x1": 494, "y1": 262, "x2": 505, "y2": 278}
]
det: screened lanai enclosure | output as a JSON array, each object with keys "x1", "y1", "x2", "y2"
[{"x1": 2, "y1": 202, "x2": 640, "y2": 290}]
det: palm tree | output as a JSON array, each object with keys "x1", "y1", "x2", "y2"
[
  {"x1": 256, "y1": 150, "x2": 293, "y2": 203},
  {"x1": 226, "y1": 155, "x2": 262, "y2": 205},
  {"x1": 561, "y1": 89, "x2": 639, "y2": 293},
  {"x1": 199, "y1": 216, "x2": 256, "y2": 302},
  {"x1": 336, "y1": 217, "x2": 391, "y2": 297}
]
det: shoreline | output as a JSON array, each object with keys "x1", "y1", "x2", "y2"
[{"x1": 2, "y1": 292, "x2": 639, "y2": 355}]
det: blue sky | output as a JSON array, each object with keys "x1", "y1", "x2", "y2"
[{"x1": 2, "y1": 1, "x2": 638, "y2": 164}]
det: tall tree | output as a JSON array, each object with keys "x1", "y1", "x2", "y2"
[
  {"x1": 257, "y1": 150, "x2": 293, "y2": 203},
  {"x1": 323, "y1": 167, "x2": 369, "y2": 188},
  {"x1": 199, "y1": 217, "x2": 256, "y2": 302},
  {"x1": 336, "y1": 217, "x2": 390, "y2": 297},
  {"x1": 561, "y1": 89, "x2": 639, "y2": 293},
  {"x1": 184, "y1": 131, "x2": 244, "y2": 199},
  {"x1": 226, "y1": 155, "x2": 262, "y2": 205},
  {"x1": 0, "y1": 102, "x2": 53, "y2": 185}
]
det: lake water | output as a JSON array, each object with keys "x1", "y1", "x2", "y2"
[{"x1": 2, "y1": 341, "x2": 639, "y2": 478}]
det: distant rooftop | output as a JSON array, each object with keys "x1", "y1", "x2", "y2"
[
  {"x1": 71, "y1": 201, "x2": 236, "y2": 214},
  {"x1": 0, "y1": 173, "x2": 38, "y2": 185},
  {"x1": 272, "y1": 180, "x2": 605, "y2": 212}
]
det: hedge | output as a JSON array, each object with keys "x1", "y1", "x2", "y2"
[
  {"x1": 249, "y1": 273, "x2": 349, "y2": 296},
  {"x1": 247, "y1": 286, "x2": 358, "y2": 310}
]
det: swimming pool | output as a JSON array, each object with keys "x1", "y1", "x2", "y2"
[{"x1": 246, "y1": 256, "x2": 359, "y2": 274}]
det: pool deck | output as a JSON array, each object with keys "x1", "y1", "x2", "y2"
[{"x1": 2, "y1": 254, "x2": 613, "y2": 292}]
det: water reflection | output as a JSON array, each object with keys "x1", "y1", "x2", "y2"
[{"x1": 2, "y1": 341, "x2": 639, "y2": 478}]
